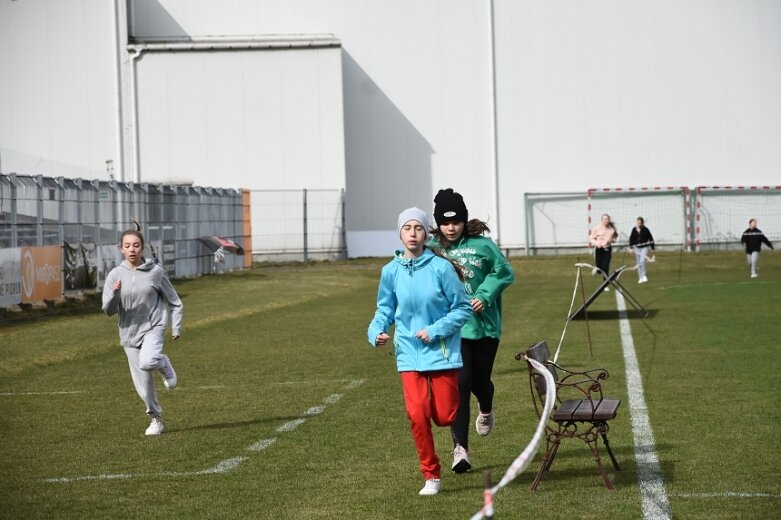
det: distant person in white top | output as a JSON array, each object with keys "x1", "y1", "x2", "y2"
[
  {"x1": 740, "y1": 219, "x2": 774, "y2": 278},
  {"x1": 629, "y1": 217, "x2": 655, "y2": 284},
  {"x1": 102, "y1": 228, "x2": 183, "y2": 436}
]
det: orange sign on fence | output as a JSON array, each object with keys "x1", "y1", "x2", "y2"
[{"x1": 21, "y1": 245, "x2": 62, "y2": 303}]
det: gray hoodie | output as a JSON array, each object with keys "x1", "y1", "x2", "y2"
[{"x1": 102, "y1": 259, "x2": 183, "y2": 348}]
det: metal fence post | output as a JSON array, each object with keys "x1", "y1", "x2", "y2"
[
  {"x1": 303, "y1": 188, "x2": 308, "y2": 262},
  {"x1": 57, "y1": 177, "x2": 65, "y2": 247},
  {"x1": 10, "y1": 174, "x2": 18, "y2": 247},
  {"x1": 35, "y1": 174, "x2": 43, "y2": 246},
  {"x1": 340, "y1": 188, "x2": 347, "y2": 256},
  {"x1": 92, "y1": 179, "x2": 101, "y2": 244},
  {"x1": 76, "y1": 179, "x2": 84, "y2": 243},
  {"x1": 110, "y1": 180, "x2": 119, "y2": 243}
]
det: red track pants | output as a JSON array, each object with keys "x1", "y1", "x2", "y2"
[{"x1": 400, "y1": 370, "x2": 460, "y2": 480}]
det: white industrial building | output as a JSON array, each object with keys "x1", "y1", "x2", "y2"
[{"x1": 2, "y1": 0, "x2": 780, "y2": 257}]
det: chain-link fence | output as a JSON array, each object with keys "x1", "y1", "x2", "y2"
[
  {"x1": 0, "y1": 174, "x2": 245, "y2": 294},
  {"x1": 249, "y1": 189, "x2": 346, "y2": 261}
]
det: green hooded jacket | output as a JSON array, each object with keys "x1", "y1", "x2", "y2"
[{"x1": 429, "y1": 234, "x2": 515, "y2": 339}]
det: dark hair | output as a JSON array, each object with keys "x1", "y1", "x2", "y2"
[
  {"x1": 636, "y1": 216, "x2": 645, "y2": 225},
  {"x1": 749, "y1": 218, "x2": 757, "y2": 225},
  {"x1": 120, "y1": 229, "x2": 144, "y2": 244},
  {"x1": 429, "y1": 246, "x2": 465, "y2": 281},
  {"x1": 120, "y1": 220, "x2": 145, "y2": 246}
]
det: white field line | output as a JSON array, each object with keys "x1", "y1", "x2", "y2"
[
  {"x1": 273, "y1": 379, "x2": 353, "y2": 385},
  {"x1": 276, "y1": 419, "x2": 307, "y2": 432},
  {"x1": 2, "y1": 387, "x2": 226, "y2": 396},
  {"x1": 41, "y1": 379, "x2": 365, "y2": 484},
  {"x1": 0, "y1": 391, "x2": 86, "y2": 396},
  {"x1": 42, "y1": 473, "x2": 133, "y2": 483},
  {"x1": 42, "y1": 457, "x2": 251, "y2": 483},
  {"x1": 673, "y1": 492, "x2": 781, "y2": 499},
  {"x1": 247, "y1": 438, "x2": 277, "y2": 452},
  {"x1": 657, "y1": 281, "x2": 769, "y2": 290},
  {"x1": 615, "y1": 292, "x2": 672, "y2": 520}
]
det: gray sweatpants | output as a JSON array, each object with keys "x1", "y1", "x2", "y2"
[
  {"x1": 124, "y1": 328, "x2": 166, "y2": 418},
  {"x1": 747, "y1": 251, "x2": 760, "y2": 276},
  {"x1": 634, "y1": 247, "x2": 650, "y2": 279}
]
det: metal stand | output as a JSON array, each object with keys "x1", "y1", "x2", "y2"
[{"x1": 568, "y1": 265, "x2": 649, "y2": 320}]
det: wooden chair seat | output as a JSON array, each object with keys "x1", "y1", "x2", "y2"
[
  {"x1": 517, "y1": 341, "x2": 622, "y2": 490},
  {"x1": 552, "y1": 398, "x2": 620, "y2": 422}
]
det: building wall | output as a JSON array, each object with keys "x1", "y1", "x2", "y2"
[
  {"x1": 2, "y1": 1, "x2": 779, "y2": 256},
  {"x1": 128, "y1": 0, "x2": 496, "y2": 257},
  {"x1": 494, "y1": 0, "x2": 781, "y2": 248},
  {"x1": 134, "y1": 47, "x2": 345, "y2": 191},
  {"x1": 0, "y1": 0, "x2": 119, "y2": 180}
]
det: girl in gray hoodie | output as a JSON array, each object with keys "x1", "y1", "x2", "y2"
[{"x1": 102, "y1": 229, "x2": 183, "y2": 436}]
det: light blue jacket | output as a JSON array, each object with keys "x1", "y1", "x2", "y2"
[{"x1": 367, "y1": 248, "x2": 472, "y2": 372}]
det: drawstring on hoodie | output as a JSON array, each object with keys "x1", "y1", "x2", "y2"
[{"x1": 401, "y1": 257, "x2": 416, "y2": 277}]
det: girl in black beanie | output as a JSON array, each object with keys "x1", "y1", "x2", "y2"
[{"x1": 429, "y1": 188, "x2": 516, "y2": 474}]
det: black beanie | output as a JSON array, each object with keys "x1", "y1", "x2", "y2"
[{"x1": 433, "y1": 188, "x2": 468, "y2": 226}]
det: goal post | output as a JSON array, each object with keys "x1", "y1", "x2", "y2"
[
  {"x1": 587, "y1": 187, "x2": 691, "y2": 251},
  {"x1": 694, "y1": 186, "x2": 781, "y2": 251},
  {"x1": 524, "y1": 192, "x2": 587, "y2": 254}
]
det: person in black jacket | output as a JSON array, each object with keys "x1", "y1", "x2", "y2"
[
  {"x1": 741, "y1": 218, "x2": 774, "y2": 278},
  {"x1": 629, "y1": 217, "x2": 655, "y2": 283}
]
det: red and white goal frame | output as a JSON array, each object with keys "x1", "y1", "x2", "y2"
[
  {"x1": 693, "y1": 185, "x2": 781, "y2": 252},
  {"x1": 587, "y1": 187, "x2": 692, "y2": 250}
]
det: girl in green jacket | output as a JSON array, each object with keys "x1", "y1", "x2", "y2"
[{"x1": 428, "y1": 188, "x2": 516, "y2": 474}]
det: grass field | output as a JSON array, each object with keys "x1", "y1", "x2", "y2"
[{"x1": 1, "y1": 250, "x2": 780, "y2": 519}]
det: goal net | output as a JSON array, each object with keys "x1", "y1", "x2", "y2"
[
  {"x1": 588, "y1": 187, "x2": 690, "y2": 250},
  {"x1": 524, "y1": 192, "x2": 588, "y2": 252},
  {"x1": 694, "y1": 186, "x2": 781, "y2": 251}
]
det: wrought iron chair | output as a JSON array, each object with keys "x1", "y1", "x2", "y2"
[{"x1": 516, "y1": 341, "x2": 621, "y2": 490}]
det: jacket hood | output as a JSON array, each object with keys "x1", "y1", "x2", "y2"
[
  {"x1": 120, "y1": 258, "x2": 156, "y2": 271},
  {"x1": 394, "y1": 247, "x2": 435, "y2": 275}
]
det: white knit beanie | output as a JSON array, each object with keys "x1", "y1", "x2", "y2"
[{"x1": 397, "y1": 207, "x2": 430, "y2": 238}]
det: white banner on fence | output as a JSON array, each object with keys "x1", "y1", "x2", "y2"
[{"x1": 0, "y1": 248, "x2": 22, "y2": 306}]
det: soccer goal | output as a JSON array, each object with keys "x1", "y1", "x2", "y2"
[
  {"x1": 694, "y1": 186, "x2": 781, "y2": 251},
  {"x1": 588, "y1": 187, "x2": 691, "y2": 250},
  {"x1": 524, "y1": 192, "x2": 588, "y2": 254}
]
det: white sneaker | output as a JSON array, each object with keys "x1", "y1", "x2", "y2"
[
  {"x1": 475, "y1": 411, "x2": 495, "y2": 436},
  {"x1": 751, "y1": 273, "x2": 758, "y2": 278},
  {"x1": 604, "y1": 287, "x2": 610, "y2": 292},
  {"x1": 159, "y1": 355, "x2": 177, "y2": 389},
  {"x1": 452, "y1": 444, "x2": 471, "y2": 473},
  {"x1": 145, "y1": 417, "x2": 164, "y2": 436},
  {"x1": 419, "y1": 478, "x2": 441, "y2": 496},
  {"x1": 591, "y1": 268, "x2": 598, "y2": 276}
]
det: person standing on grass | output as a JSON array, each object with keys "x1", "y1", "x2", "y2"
[
  {"x1": 589, "y1": 213, "x2": 619, "y2": 289},
  {"x1": 367, "y1": 207, "x2": 472, "y2": 496},
  {"x1": 741, "y1": 218, "x2": 774, "y2": 278},
  {"x1": 629, "y1": 216, "x2": 655, "y2": 284},
  {"x1": 102, "y1": 227, "x2": 182, "y2": 436},
  {"x1": 428, "y1": 188, "x2": 516, "y2": 475}
]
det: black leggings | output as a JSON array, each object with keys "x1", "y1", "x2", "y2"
[
  {"x1": 451, "y1": 337, "x2": 500, "y2": 450},
  {"x1": 595, "y1": 247, "x2": 612, "y2": 278}
]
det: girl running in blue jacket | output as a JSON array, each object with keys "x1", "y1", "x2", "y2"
[{"x1": 368, "y1": 207, "x2": 472, "y2": 496}]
